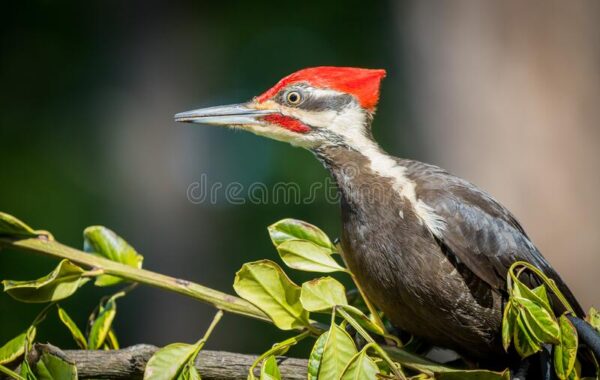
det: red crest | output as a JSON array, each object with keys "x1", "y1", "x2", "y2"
[{"x1": 256, "y1": 67, "x2": 386, "y2": 111}]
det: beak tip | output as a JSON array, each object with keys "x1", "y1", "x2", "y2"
[{"x1": 173, "y1": 112, "x2": 194, "y2": 123}]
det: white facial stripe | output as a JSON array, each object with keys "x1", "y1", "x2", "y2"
[
  {"x1": 307, "y1": 87, "x2": 344, "y2": 98},
  {"x1": 323, "y1": 104, "x2": 447, "y2": 238},
  {"x1": 258, "y1": 89, "x2": 446, "y2": 238},
  {"x1": 283, "y1": 108, "x2": 338, "y2": 128}
]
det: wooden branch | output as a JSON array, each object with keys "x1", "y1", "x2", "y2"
[{"x1": 63, "y1": 344, "x2": 308, "y2": 380}]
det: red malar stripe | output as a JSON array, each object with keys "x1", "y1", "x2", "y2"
[{"x1": 263, "y1": 114, "x2": 311, "y2": 133}]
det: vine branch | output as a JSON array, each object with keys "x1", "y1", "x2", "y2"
[
  {"x1": 0, "y1": 237, "x2": 269, "y2": 322},
  {"x1": 0, "y1": 235, "x2": 454, "y2": 376}
]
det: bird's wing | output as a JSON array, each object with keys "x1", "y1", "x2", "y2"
[{"x1": 402, "y1": 160, "x2": 584, "y2": 315}]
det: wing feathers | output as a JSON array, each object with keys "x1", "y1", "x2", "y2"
[{"x1": 402, "y1": 159, "x2": 584, "y2": 316}]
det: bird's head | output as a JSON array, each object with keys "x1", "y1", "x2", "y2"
[{"x1": 175, "y1": 66, "x2": 386, "y2": 149}]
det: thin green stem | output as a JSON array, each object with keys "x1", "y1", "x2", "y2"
[
  {"x1": 81, "y1": 269, "x2": 105, "y2": 277},
  {"x1": 31, "y1": 302, "x2": 55, "y2": 327},
  {"x1": 337, "y1": 307, "x2": 406, "y2": 380},
  {"x1": 248, "y1": 330, "x2": 311, "y2": 379},
  {"x1": 191, "y1": 309, "x2": 224, "y2": 358},
  {"x1": 196, "y1": 309, "x2": 224, "y2": 347},
  {"x1": 369, "y1": 344, "x2": 407, "y2": 380},
  {"x1": 508, "y1": 261, "x2": 575, "y2": 315},
  {"x1": 337, "y1": 307, "x2": 375, "y2": 344},
  {"x1": 347, "y1": 272, "x2": 388, "y2": 334},
  {"x1": 1, "y1": 237, "x2": 270, "y2": 323},
  {"x1": 0, "y1": 364, "x2": 25, "y2": 380}
]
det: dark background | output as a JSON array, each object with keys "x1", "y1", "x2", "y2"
[{"x1": 2, "y1": 1, "x2": 599, "y2": 357}]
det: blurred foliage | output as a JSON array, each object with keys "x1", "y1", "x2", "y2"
[{"x1": 0, "y1": 0, "x2": 416, "y2": 357}]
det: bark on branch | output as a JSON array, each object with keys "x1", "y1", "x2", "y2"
[{"x1": 62, "y1": 344, "x2": 307, "y2": 380}]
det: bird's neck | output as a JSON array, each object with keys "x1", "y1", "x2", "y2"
[
  {"x1": 313, "y1": 140, "x2": 447, "y2": 239},
  {"x1": 308, "y1": 108, "x2": 436, "y2": 231},
  {"x1": 312, "y1": 140, "x2": 410, "y2": 208}
]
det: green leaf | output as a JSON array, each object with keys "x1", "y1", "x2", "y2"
[
  {"x1": 567, "y1": 359, "x2": 581, "y2": 380},
  {"x1": 57, "y1": 306, "x2": 87, "y2": 349},
  {"x1": 0, "y1": 212, "x2": 38, "y2": 238},
  {"x1": 268, "y1": 219, "x2": 334, "y2": 250},
  {"x1": 248, "y1": 333, "x2": 307, "y2": 380},
  {"x1": 513, "y1": 312, "x2": 542, "y2": 358},
  {"x1": 20, "y1": 357, "x2": 38, "y2": 380},
  {"x1": 532, "y1": 285, "x2": 551, "y2": 310},
  {"x1": 83, "y1": 226, "x2": 143, "y2": 287},
  {"x1": 105, "y1": 329, "x2": 119, "y2": 350},
  {"x1": 33, "y1": 344, "x2": 77, "y2": 380},
  {"x1": 146, "y1": 310, "x2": 223, "y2": 380},
  {"x1": 318, "y1": 323, "x2": 357, "y2": 379},
  {"x1": 277, "y1": 240, "x2": 344, "y2": 273},
  {"x1": 88, "y1": 293, "x2": 122, "y2": 349},
  {"x1": 0, "y1": 327, "x2": 36, "y2": 365},
  {"x1": 0, "y1": 364, "x2": 25, "y2": 380},
  {"x1": 144, "y1": 343, "x2": 198, "y2": 380},
  {"x1": 340, "y1": 348, "x2": 379, "y2": 380},
  {"x1": 2, "y1": 260, "x2": 87, "y2": 303},
  {"x1": 179, "y1": 363, "x2": 201, "y2": 380},
  {"x1": 340, "y1": 306, "x2": 385, "y2": 336},
  {"x1": 307, "y1": 332, "x2": 328, "y2": 380},
  {"x1": 384, "y1": 345, "x2": 511, "y2": 378},
  {"x1": 514, "y1": 297, "x2": 560, "y2": 344},
  {"x1": 300, "y1": 277, "x2": 348, "y2": 312},
  {"x1": 513, "y1": 280, "x2": 553, "y2": 314},
  {"x1": 502, "y1": 303, "x2": 515, "y2": 352},
  {"x1": 233, "y1": 260, "x2": 309, "y2": 330},
  {"x1": 554, "y1": 315, "x2": 578, "y2": 380},
  {"x1": 436, "y1": 369, "x2": 511, "y2": 380},
  {"x1": 587, "y1": 307, "x2": 600, "y2": 333},
  {"x1": 260, "y1": 356, "x2": 281, "y2": 380}
]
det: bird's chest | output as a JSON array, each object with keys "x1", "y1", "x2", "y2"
[
  {"x1": 339, "y1": 193, "x2": 451, "y2": 303},
  {"x1": 340, "y1": 197, "x2": 480, "y2": 343}
]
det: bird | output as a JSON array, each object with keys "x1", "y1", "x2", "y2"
[{"x1": 174, "y1": 67, "x2": 585, "y2": 364}]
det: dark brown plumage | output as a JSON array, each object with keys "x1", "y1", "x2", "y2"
[{"x1": 315, "y1": 144, "x2": 583, "y2": 362}]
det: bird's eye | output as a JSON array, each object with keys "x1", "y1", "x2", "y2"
[{"x1": 286, "y1": 91, "x2": 303, "y2": 105}]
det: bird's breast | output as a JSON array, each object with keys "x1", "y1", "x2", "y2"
[{"x1": 339, "y1": 195, "x2": 503, "y2": 359}]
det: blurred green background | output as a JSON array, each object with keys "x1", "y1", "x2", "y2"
[{"x1": 2, "y1": 0, "x2": 599, "y2": 357}]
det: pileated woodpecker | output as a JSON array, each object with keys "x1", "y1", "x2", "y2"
[{"x1": 175, "y1": 67, "x2": 586, "y2": 363}]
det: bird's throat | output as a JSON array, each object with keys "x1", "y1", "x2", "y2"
[{"x1": 313, "y1": 144, "x2": 403, "y2": 209}]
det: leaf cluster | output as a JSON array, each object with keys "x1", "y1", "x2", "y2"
[
  {"x1": 1, "y1": 212, "x2": 598, "y2": 380},
  {"x1": 231, "y1": 219, "x2": 512, "y2": 380},
  {"x1": 502, "y1": 262, "x2": 599, "y2": 380}
]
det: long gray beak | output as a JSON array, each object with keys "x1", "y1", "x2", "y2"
[{"x1": 174, "y1": 103, "x2": 277, "y2": 125}]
